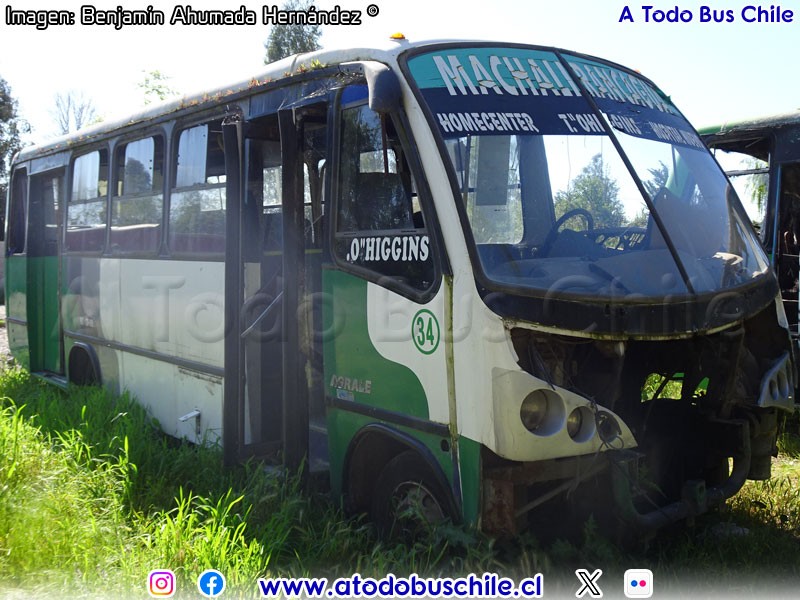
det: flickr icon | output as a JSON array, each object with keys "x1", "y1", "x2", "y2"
[{"x1": 624, "y1": 569, "x2": 653, "y2": 598}]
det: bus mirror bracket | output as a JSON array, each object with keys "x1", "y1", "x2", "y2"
[{"x1": 364, "y1": 63, "x2": 401, "y2": 114}]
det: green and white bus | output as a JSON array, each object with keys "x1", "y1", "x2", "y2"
[{"x1": 5, "y1": 39, "x2": 795, "y2": 535}]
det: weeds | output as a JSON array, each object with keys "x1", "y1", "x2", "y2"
[
  {"x1": 0, "y1": 366, "x2": 799, "y2": 598},
  {"x1": 0, "y1": 368, "x2": 499, "y2": 596}
]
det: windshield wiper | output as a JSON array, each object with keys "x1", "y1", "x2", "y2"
[{"x1": 555, "y1": 52, "x2": 697, "y2": 296}]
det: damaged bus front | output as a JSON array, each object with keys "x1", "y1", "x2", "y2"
[{"x1": 402, "y1": 45, "x2": 795, "y2": 533}]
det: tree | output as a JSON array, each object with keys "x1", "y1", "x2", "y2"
[
  {"x1": 138, "y1": 70, "x2": 179, "y2": 105},
  {"x1": 51, "y1": 90, "x2": 98, "y2": 135},
  {"x1": 743, "y1": 156, "x2": 768, "y2": 216},
  {"x1": 642, "y1": 160, "x2": 670, "y2": 199},
  {"x1": 627, "y1": 160, "x2": 671, "y2": 228},
  {"x1": 264, "y1": 0, "x2": 322, "y2": 64},
  {"x1": 1, "y1": 75, "x2": 29, "y2": 209},
  {"x1": 554, "y1": 153, "x2": 625, "y2": 228}
]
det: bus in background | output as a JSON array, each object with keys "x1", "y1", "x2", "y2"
[
  {"x1": 701, "y1": 112, "x2": 800, "y2": 350},
  {"x1": 5, "y1": 39, "x2": 795, "y2": 537}
]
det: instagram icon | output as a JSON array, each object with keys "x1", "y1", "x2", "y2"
[{"x1": 148, "y1": 570, "x2": 176, "y2": 597}]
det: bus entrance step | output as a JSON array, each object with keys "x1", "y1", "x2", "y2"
[{"x1": 32, "y1": 371, "x2": 68, "y2": 389}]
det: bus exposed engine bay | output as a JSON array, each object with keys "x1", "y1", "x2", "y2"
[{"x1": 478, "y1": 303, "x2": 796, "y2": 535}]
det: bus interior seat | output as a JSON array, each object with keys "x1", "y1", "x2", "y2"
[
  {"x1": 263, "y1": 211, "x2": 282, "y2": 251},
  {"x1": 354, "y1": 172, "x2": 414, "y2": 230}
]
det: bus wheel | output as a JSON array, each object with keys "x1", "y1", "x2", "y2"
[{"x1": 370, "y1": 450, "x2": 449, "y2": 538}]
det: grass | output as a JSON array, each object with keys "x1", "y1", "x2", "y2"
[
  {"x1": 0, "y1": 369, "x2": 500, "y2": 598},
  {"x1": 0, "y1": 367, "x2": 799, "y2": 598}
]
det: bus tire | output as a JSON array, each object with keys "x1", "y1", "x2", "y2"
[{"x1": 370, "y1": 450, "x2": 450, "y2": 538}]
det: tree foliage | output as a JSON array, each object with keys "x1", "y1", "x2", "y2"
[
  {"x1": 1, "y1": 76, "x2": 27, "y2": 180},
  {"x1": 264, "y1": 0, "x2": 322, "y2": 64},
  {"x1": 554, "y1": 153, "x2": 625, "y2": 228},
  {"x1": 642, "y1": 161, "x2": 670, "y2": 199},
  {"x1": 743, "y1": 156, "x2": 768, "y2": 215},
  {"x1": 51, "y1": 90, "x2": 98, "y2": 135},
  {"x1": 626, "y1": 160, "x2": 672, "y2": 228},
  {"x1": 138, "y1": 70, "x2": 179, "y2": 105},
  {"x1": 1, "y1": 75, "x2": 29, "y2": 208}
]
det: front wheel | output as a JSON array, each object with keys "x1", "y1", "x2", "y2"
[{"x1": 370, "y1": 450, "x2": 451, "y2": 538}]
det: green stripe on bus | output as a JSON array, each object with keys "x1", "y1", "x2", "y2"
[{"x1": 322, "y1": 269, "x2": 429, "y2": 419}]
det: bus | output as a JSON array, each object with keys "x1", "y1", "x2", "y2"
[
  {"x1": 701, "y1": 112, "x2": 800, "y2": 350},
  {"x1": 5, "y1": 39, "x2": 795, "y2": 536}
]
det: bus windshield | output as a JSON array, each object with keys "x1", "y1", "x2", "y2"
[{"x1": 408, "y1": 46, "x2": 768, "y2": 298}]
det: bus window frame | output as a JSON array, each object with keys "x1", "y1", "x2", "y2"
[
  {"x1": 396, "y1": 43, "x2": 780, "y2": 337},
  {"x1": 109, "y1": 126, "x2": 169, "y2": 257},
  {"x1": 65, "y1": 144, "x2": 111, "y2": 255},
  {"x1": 7, "y1": 167, "x2": 28, "y2": 255},
  {"x1": 167, "y1": 109, "x2": 242, "y2": 261},
  {"x1": 706, "y1": 132, "x2": 776, "y2": 250},
  {"x1": 398, "y1": 42, "x2": 699, "y2": 304},
  {"x1": 328, "y1": 85, "x2": 448, "y2": 304}
]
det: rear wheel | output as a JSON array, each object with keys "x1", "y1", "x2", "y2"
[{"x1": 370, "y1": 450, "x2": 450, "y2": 538}]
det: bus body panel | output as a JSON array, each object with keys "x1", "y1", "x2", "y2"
[
  {"x1": 63, "y1": 257, "x2": 224, "y2": 369},
  {"x1": 118, "y1": 351, "x2": 223, "y2": 442},
  {"x1": 6, "y1": 255, "x2": 30, "y2": 369},
  {"x1": 62, "y1": 256, "x2": 224, "y2": 443},
  {"x1": 322, "y1": 269, "x2": 431, "y2": 419},
  {"x1": 323, "y1": 270, "x2": 456, "y2": 504},
  {"x1": 365, "y1": 278, "x2": 449, "y2": 424},
  {"x1": 26, "y1": 255, "x2": 61, "y2": 373}
]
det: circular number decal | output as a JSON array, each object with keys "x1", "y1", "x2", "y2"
[{"x1": 411, "y1": 309, "x2": 440, "y2": 355}]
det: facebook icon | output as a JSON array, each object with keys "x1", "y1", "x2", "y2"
[{"x1": 197, "y1": 569, "x2": 226, "y2": 598}]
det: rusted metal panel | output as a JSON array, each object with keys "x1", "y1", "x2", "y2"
[{"x1": 482, "y1": 478, "x2": 517, "y2": 535}]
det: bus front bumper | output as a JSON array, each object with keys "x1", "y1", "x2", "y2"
[
  {"x1": 609, "y1": 418, "x2": 751, "y2": 530},
  {"x1": 481, "y1": 418, "x2": 751, "y2": 534}
]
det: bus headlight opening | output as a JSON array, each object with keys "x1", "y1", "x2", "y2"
[
  {"x1": 567, "y1": 406, "x2": 595, "y2": 442},
  {"x1": 520, "y1": 389, "x2": 565, "y2": 436},
  {"x1": 520, "y1": 392, "x2": 547, "y2": 431},
  {"x1": 596, "y1": 412, "x2": 622, "y2": 444}
]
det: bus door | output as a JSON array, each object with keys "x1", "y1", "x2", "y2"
[
  {"x1": 27, "y1": 169, "x2": 64, "y2": 375},
  {"x1": 224, "y1": 100, "x2": 329, "y2": 469},
  {"x1": 774, "y1": 160, "x2": 800, "y2": 336}
]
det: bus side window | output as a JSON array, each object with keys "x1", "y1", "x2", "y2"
[
  {"x1": 66, "y1": 150, "x2": 109, "y2": 252},
  {"x1": 111, "y1": 135, "x2": 164, "y2": 253},
  {"x1": 169, "y1": 120, "x2": 226, "y2": 255},
  {"x1": 334, "y1": 104, "x2": 434, "y2": 292},
  {"x1": 8, "y1": 169, "x2": 28, "y2": 254}
]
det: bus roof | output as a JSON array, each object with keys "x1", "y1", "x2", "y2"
[
  {"x1": 12, "y1": 42, "x2": 404, "y2": 164},
  {"x1": 698, "y1": 110, "x2": 800, "y2": 138},
  {"x1": 12, "y1": 39, "x2": 656, "y2": 165}
]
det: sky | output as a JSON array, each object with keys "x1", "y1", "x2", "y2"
[{"x1": 1, "y1": 0, "x2": 798, "y2": 144}]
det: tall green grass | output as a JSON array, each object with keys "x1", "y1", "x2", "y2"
[
  {"x1": 1, "y1": 366, "x2": 799, "y2": 598},
  {"x1": 0, "y1": 368, "x2": 500, "y2": 597}
]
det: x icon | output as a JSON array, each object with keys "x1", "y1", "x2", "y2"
[{"x1": 575, "y1": 568, "x2": 603, "y2": 598}]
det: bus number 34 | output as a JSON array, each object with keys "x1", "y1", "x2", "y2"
[{"x1": 412, "y1": 309, "x2": 440, "y2": 355}]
